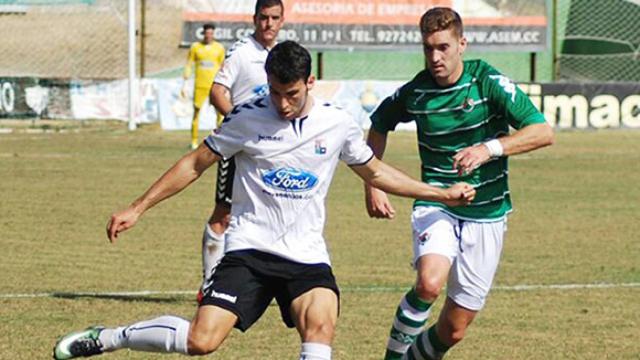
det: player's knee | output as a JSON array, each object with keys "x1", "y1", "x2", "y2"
[
  {"x1": 187, "y1": 328, "x2": 223, "y2": 355},
  {"x1": 301, "y1": 320, "x2": 336, "y2": 343},
  {"x1": 415, "y1": 277, "x2": 443, "y2": 302}
]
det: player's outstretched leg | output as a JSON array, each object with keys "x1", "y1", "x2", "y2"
[
  {"x1": 53, "y1": 306, "x2": 237, "y2": 359},
  {"x1": 53, "y1": 316, "x2": 189, "y2": 359}
]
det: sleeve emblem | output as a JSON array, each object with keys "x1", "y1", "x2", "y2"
[{"x1": 489, "y1": 75, "x2": 517, "y2": 102}]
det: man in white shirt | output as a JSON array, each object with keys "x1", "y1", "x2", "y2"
[
  {"x1": 201, "y1": 0, "x2": 284, "y2": 281},
  {"x1": 53, "y1": 41, "x2": 476, "y2": 360}
]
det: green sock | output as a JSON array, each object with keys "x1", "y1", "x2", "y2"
[{"x1": 384, "y1": 288, "x2": 432, "y2": 360}]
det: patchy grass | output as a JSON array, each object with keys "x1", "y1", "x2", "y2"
[{"x1": 1, "y1": 127, "x2": 638, "y2": 359}]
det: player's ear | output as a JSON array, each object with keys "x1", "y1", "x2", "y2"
[
  {"x1": 459, "y1": 36, "x2": 467, "y2": 54},
  {"x1": 306, "y1": 75, "x2": 316, "y2": 91}
]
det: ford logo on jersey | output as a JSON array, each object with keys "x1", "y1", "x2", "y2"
[{"x1": 262, "y1": 167, "x2": 318, "y2": 192}]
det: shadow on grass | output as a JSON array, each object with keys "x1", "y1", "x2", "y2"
[{"x1": 51, "y1": 292, "x2": 194, "y2": 304}]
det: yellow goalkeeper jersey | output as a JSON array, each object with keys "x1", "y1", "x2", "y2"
[{"x1": 183, "y1": 41, "x2": 225, "y2": 89}]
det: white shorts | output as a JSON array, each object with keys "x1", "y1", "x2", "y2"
[{"x1": 411, "y1": 206, "x2": 506, "y2": 311}]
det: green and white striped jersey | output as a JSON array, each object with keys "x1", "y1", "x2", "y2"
[{"x1": 370, "y1": 60, "x2": 546, "y2": 221}]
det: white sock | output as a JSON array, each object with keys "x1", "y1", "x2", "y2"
[
  {"x1": 98, "y1": 315, "x2": 189, "y2": 354},
  {"x1": 300, "y1": 342, "x2": 332, "y2": 360},
  {"x1": 202, "y1": 224, "x2": 225, "y2": 280}
]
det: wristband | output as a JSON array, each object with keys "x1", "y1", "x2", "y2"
[{"x1": 484, "y1": 139, "x2": 504, "y2": 157}]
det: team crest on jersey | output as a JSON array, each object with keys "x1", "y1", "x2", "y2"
[
  {"x1": 461, "y1": 97, "x2": 475, "y2": 113},
  {"x1": 262, "y1": 167, "x2": 318, "y2": 192},
  {"x1": 314, "y1": 139, "x2": 327, "y2": 155},
  {"x1": 418, "y1": 231, "x2": 431, "y2": 245}
]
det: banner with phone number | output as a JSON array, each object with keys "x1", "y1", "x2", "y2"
[{"x1": 182, "y1": 0, "x2": 547, "y2": 51}]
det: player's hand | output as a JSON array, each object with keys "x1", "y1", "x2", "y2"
[
  {"x1": 442, "y1": 182, "x2": 476, "y2": 207},
  {"x1": 452, "y1": 144, "x2": 492, "y2": 176},
  {"x1": 365, "y1": 186, "x2": 396, "y2": 219},
  {"x1": 179, "y1": 83, "x2": 189, "y2": 99},
  {"x1": 106, "y1": 206, "x2": 141, "y2": 243}
]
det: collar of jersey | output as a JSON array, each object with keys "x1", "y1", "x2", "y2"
[{"x1": 250, "y1": 33, "x2": 274, "y2": 51}]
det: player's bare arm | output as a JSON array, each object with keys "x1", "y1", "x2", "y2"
[
  {"x1": 352, "y1": 156, "x2": 476, "y2": 207},
  {"x1": 106, "y1": 145, "x2": 221, "y2": 243},
  {"x1": 210, "y1": 83, "x2": 233, "y2": 116},
  {"x1": 453, "y1": 122, "x2": 554, "y2": 176},
  {"x1": 363, "y1": 128, "x2": 396, "y2": 219}
]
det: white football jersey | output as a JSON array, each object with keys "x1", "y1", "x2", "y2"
[
  {"x1": 204, "y1": 96, "x2": 374, "y2": 265},
  {"x1": 214, "y1": 35, "x2": 270, "y2": 106}
]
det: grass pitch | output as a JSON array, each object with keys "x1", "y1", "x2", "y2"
[{"x1": 0, "y1": 124, "x2": 638, "y2": 359}]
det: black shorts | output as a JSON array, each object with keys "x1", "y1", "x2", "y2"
[
  {"x1": 199, "y1": 250, "x2": 340, "y2": 331},
  {"x1": 215, "y1": 157, "x2": 235, "y2": 206}
]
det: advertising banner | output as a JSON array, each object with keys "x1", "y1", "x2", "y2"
[
  {"x1": 0, "y1": 77, "x2": 73, "y2": 119},
  {"x1": 520, "y1": 82, "x2": 640, "y2": 129},
  {"x1": 316, "y1": 81, "x2": 640, "y2": 130},
  {"x1": 182, "y1": 0, "x2": 547, "y2": 51},
  {"x1": 3, "y1": 77, "x2": 638, "y2": 131},
  {"x1": 69, "y1": 79, "x2": 158, "y2": 123},
  {"x1": 316, "y1": 80, "x2": 640, "y2": 130}
]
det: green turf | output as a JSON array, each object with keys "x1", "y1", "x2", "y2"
[{"x1": 0, "y1": 124, "x2": 638, "y2": 358}]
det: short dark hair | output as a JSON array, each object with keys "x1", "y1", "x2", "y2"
[
  {"x1": 420, "y1": 7, "x2": 463, "y2": 37},
  {"x1": 254, "y1": 0, "x2": 284, "y2": 16},
  {"x1": 265, "y1": 41, "x2": 311, "y2": 84},
  {"x1": 203, "y1": 23, "x2": 215, "y2": 31}
]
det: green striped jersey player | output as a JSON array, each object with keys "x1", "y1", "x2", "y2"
[
  {"x1": 366, "y1": 7, "x2": 555, "y2": 360},
  {"x1": 371, "y1": 59, "x2": 544, "y2": 221}
]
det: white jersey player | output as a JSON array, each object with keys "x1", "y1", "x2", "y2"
[
  {"x1": 214, "y1": 35, "x2": 270, "y2": 106},
  {"x1": 53, "y1": 41, "x2": 476, "y2": 360},
  {"x1": 204, "y1": 95, "x2": 373, "y2": 265},
  {"x1": 203, "y1": 0, "x2": 284, "y2": 282}
]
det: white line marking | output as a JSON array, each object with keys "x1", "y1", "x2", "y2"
[
  {"x1": 493, "y1": 282, "x2": 640, "y2": 291},
  {"x1": 1, "y1": 283, "x2": 639, "y2": 299}
]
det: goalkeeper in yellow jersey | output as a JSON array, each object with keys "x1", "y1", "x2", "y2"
[{"x1": 182, "y1": 23, "x2": 225, "y2": 149}]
